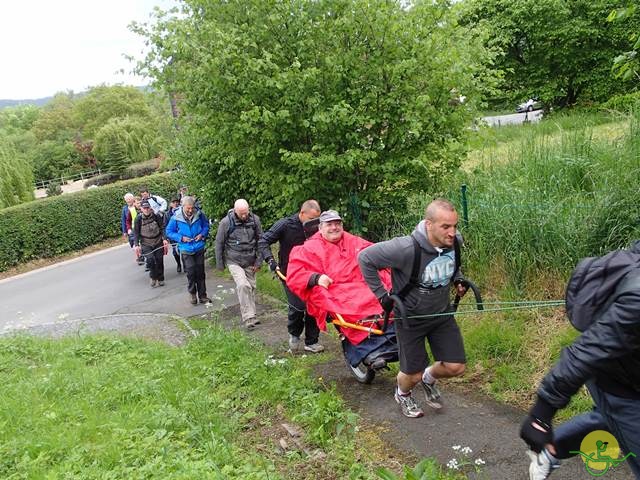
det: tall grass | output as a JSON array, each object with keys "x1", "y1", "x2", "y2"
[{"x1": 451, "y1": 111, "x2": 640, "y2": 290}]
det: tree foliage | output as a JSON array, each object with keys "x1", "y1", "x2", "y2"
[
  {"x1": 609, "y1": 5, "x2": 640, "y2": 83},
  {"x1": 0, "y1": 138, "x2": 33, "y2": 209},
  {"x1": 458, "y1": 0, "x2": 640, "y2": 107},
  {"x1": 134, "y1": 0, "x2": 496, "y2": 235},
  {"x1": 73, "y1": 85, "x2": 153, "y2": 139},
  {"x1": 93, "y1": 116, "x2": 163, "y2": 174}
]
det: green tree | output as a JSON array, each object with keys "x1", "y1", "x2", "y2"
[
  {"x1": 0, "y1": 138, "x2": 34, "y2": 209},
  {"x1": 459, "y1": 0, "x2": 640, "y2": 107},
  {"x1": 93, "y1": 116, "x2": 161, "y2": 174},
  {"x1": 31, "y1": 92, "x2": 78, "y2": 142},
  {"x1": 134, "y1": 0, "x2": 496, "y2": 235},
  {"x1": 29, "y1": 140, "x2": 82, "y2": 182},
  {"x1": 74, "y1": 85, "x2": 153, "y2": 139},
  {"x1": 609, "y1": 5, "x2": 639, "y2": 83}
]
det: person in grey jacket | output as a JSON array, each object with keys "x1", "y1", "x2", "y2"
[
  {"x1": 358, "y1": 199, "x2": 467, "y2": 419},
  {"x1": 215, "y1": 199, "x2": 263, "y2": 329}
]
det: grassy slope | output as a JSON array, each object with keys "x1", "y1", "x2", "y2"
[{"x1": 444, "y1": 109, "x2": 638, "y2": 417}]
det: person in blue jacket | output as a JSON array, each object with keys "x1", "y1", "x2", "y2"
[{"x1": 166, "y1": 196, "x2": 211, "y2": 305}]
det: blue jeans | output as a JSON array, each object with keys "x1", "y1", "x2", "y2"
[{"x1": 553, "y1": 381, "x2": 640, "y2": 477}]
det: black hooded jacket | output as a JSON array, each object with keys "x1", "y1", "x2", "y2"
[{"x1": 538, "y1": 242, "x2": 640, "y2": 413}]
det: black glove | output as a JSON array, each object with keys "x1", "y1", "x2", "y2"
[
  {"x1": 267, "y1": 258, "x2": 279, "y2": 272},
  {"x1": 520, "y1": 396, "x2": 555, "y2": 453},
  {"x1": 379, "y1": 293, "x2": 394, "y2": 314}
]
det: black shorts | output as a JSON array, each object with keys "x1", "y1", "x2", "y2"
[{"x1": 396, "y1": 313, "x2": 466, "y2": 374}]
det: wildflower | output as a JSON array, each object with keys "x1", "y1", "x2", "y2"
[
  {"x1": 474, "y1": 458, "x2": 486, "y2": 466},
  {"x1": 447, "y1": 459, "x2": 460, "y2": 470},
  {"x1": 452, "y1": 445, "x2": 461, "y2": 451},
  {"x1": 461, "y1": 446, "x2": 473, "y2": 455}
]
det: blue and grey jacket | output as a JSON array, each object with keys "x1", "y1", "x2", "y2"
[{"x1": 165, "y1": 207, "x2": 210, "y2": 255}]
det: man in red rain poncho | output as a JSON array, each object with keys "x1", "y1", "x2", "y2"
[{"x1": 286, "y1": 210, "x2": 392, "y2": 345}]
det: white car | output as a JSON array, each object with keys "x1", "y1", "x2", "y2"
[{"x1": 516, "y1": 98, "x2": 542, "y2": 113}]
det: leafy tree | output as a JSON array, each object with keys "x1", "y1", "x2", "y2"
[
  {"x1": 74, "y1": 85, "x2": 153, "y2": 139},
  {"x1": 133, "y1": 0, "x2": 496, "y2": 235},
  {"x1": 93, "y1": 116, "x2": 162, "y2": 174},
  {"x1": 29, "y1": 140, "x2": 83, "y2": 182},
  {"x1": 609, "y1": 5, "x2": 639, "y2": 83},
  {"x1": 0, "y1": 138, "x2": 33, "y2": 209},
  {"x1": 31, "y1": 92, "x2": 78, "y2": 142},
  {"x1": 458, "y1": 0, "x2": 640, "y2": 107}
]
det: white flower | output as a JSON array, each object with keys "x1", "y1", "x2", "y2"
[
  {"x1": 462, "y1": 446, "x2": 473, "y2": 455},
  {"x1": 452, "y1": 445, "x2": 461, "y2": 451},
  {"x1": 474, "y1": 458, "x2": 486, "y2": 466},
  {"x1": 446, "y1": 459, "x2": 460, "y2": 470}
]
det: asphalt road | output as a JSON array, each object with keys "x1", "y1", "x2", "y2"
[
  {"x1": 0, "y1": 244, "x2": 238, "y2": 336},
  {"x1": 482, "y1": 110, "x2": 544, "y2": 127}
]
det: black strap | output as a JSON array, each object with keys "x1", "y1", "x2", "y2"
[{"x1": 395, "y1": 236, "x2": 422, "y2": 300}]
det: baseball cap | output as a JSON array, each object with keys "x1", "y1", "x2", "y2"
[
  {"x1": 140, "y1": 199, "x2": 151, "y2": 208},
  {"x1": 319, "y1": 210, "x2": 342, "y2": 222}
]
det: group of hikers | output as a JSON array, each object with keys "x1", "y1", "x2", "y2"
[{"x1": 121, "y1": 191, "x2": 640, "y2": 479}]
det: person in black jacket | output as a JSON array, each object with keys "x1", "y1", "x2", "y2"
[
  {"x1": 521, "y1": 242, "x2": 640, "y2": 479},
  {"x1": 258, "y1": 200, "x2": 322, "y2": 352}
]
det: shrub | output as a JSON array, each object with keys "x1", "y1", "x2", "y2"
[
  {"x1": 45, "y1": 181, "x2": 63, "y2": 197},
  {"x1": 601, "y1": 91, "x2": 640, "y2": 113},
  {"x1": 83, "y1": 173, "x2": 118, "y2": 188},
  {"x1": 120, "y1": 158, "x2": 161, "y2": 180},
  {"x1": 0, "y1": 173, "x2": 180, "y2": 271}
]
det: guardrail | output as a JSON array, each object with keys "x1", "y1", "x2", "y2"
[{"x1": 34, "y1": 169, "x2": 104, "y2": 190}]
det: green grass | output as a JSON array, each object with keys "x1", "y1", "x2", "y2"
[
  {"x1": 451, "y1": 110, "x2": 640, "y2": 289},
  {"x1": 0, "y1": 325, "x2": 368, "y2": 479}
]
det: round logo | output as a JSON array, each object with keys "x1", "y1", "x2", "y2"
[{"x1": 578, "y1": 430, "x2": 620, "y2": 472}]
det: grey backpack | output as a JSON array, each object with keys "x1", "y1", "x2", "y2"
[{"x1": 565, "y1": 243, "x2": 640, "y2": 332}]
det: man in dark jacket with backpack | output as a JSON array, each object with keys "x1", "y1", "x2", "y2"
[
  {"x1": 258, "y1": 199, "x2": 322, "y2": 352},
  {"x1": 358, "y1": 199, "x2": 468, "y2": 419},
  {"x1": 521, "y1": 241, "x2": 640, "y2": 479},
  {"x1": 134, "y1": 199, "x2": 169, "y2": 288},
  {"x1": 215, "y1": 199, "x2": 263, "y2": 329}
]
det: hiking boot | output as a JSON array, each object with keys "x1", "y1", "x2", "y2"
[
  {"x1": 150, "y1": 279, "x2": 158, "y2": 288},
  {"x1": 158, "y1": 280, "x2": 165, "y2": 287},
  {"x1": 304, "y1": 343, "x2": 325, "y2": 353},
  {"x1": 199, "y1": 296, "x2": 211, "y2": 304},
  {"x1": 527, "y1": 449, "x2": 560, "y2": 480},
  {"x1": 420, "y1": 380, "x2": 443, "y2": 409},
  {"x1": 394, "y1": 390, "x2": 424, "y2": 418},
  {"x1": 190, "y1": 294, "x2": 198, "y2": 305},
  {"x1": 288, "y1": 334, "x2": 302, "y2": 351},
  {"x1": 245, "y1": 318, "x2": 258, "y2": 330}
]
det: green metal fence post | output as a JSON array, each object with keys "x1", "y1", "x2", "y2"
[{"x1": 461, "y1": 184, "x2": 469, "y2": 228}]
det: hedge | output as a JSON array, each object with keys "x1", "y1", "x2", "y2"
[{"x1": 0, "y1": 173, "x2": 180, "y2": 272}]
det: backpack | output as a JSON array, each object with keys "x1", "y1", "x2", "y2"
[
  {"x1": 565, "y1": 248, "x2": 640, "y2": 332},
  {"x1": 227, "y1": 211, "x2": 259, "y2": 237},
  {"x1": 395, "y1": 233, "x2": 462, "y2": 300}
]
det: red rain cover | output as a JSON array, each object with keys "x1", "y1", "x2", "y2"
[{"x1": 286, "y1": 231, "x2": 392, "y2": 344}]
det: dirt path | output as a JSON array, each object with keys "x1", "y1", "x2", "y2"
[{"x1": 222, "y1": 297, "x2": 634, "y2": 480}]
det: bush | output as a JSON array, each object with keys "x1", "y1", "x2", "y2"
[
  {"x1": 45, "y1": 181, "x2": 63, "y2": 197},
  {"x1": 83, "y1": 173, "x2": 118, "y2": 188},
  {"x1": 120, "y1": 158, "x2": 161, "y2": 180},
  {"x1": 0, "y1": 173, "x2": 180, "y2": 271},
  {"x1": 601, "y1": 91, "x2": 640, "y2": 113}
]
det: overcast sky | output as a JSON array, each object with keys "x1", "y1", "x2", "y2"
[{"x1": 0, "y1": 0, "x2": 178, "y2": 99}]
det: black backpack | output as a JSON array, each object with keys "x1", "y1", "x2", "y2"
[{"x1": 565, "y1": 245, "x2": 640, "y2": 332}]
